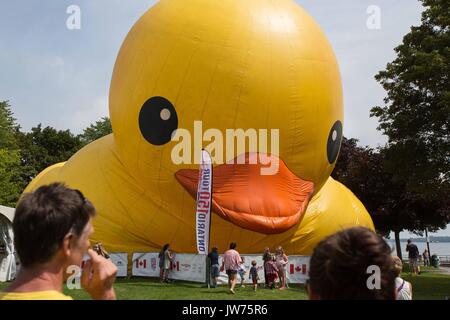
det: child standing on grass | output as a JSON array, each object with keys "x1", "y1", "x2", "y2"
[
  {"x1": 392, "y1": 256, "x2": 413, "y2": 300},
  {"x1": 265, "y1": 255, "x2": 279, "y2": 289},
  {"x1": 249, "y1": 260, "x2": 260, "y2": 291},
  {"x1": 238, "y1": 256, "x2": 246, "y2": 287}
]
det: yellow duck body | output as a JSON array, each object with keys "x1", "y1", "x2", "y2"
[{"x1": 24, "y1": 0, "x2": 374, "y2": 255}]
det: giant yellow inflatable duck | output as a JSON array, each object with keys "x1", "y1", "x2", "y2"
[{"x1": 24, "y1": 0, "x2": 374, "y2": 255}]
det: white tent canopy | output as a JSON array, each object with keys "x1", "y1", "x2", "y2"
[
  {"x1": 0, "y1": 205, "x2": 16, "y2": 282},
  {"x1": 0, "y1": 205, "x2": 14, "y2": 223}
]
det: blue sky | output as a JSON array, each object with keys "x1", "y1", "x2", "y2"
[{"x1": 0, "y1": 1, "x2": 447, "y2": 237}]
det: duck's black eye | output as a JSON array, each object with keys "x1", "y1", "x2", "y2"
[
  {"x1": 327, "y1": 120, "x2": 343, "y2": 164},
  {"x1": 138, "y1": 96, "x2": 178, "y2": 146}
]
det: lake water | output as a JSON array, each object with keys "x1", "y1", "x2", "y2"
[{"x1": 386, "y1": 240, "x2": 450, "y2": 257}]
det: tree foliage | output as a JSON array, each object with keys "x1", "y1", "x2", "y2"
[
  {"x1": 0, "y1": 101, "x2": 20, "y2": 149},
  {"x1": 0, "y1": 149, "x2": 22, "y2": 207},
  {"x1": 79, "y1": 117, "x2": 112, "y2": 146},
  {"x1": 333, "y1": 138, "x2": 450, "y2": 238},
  {"x1": 370, "y1": 0, "x2": 450, "y2": 194},
  {"x1": 0, "y1": 101, "x2": 112, "y2": 207},
  {"x1": 0, "y1": 101, "x2": 23, "y2": 206},
  {"x1": 16, "y1": 124, "x2": 83, "y2": 186},
  {"x1": 0, "y1": 99, "x2": 88, "y2": 206}
]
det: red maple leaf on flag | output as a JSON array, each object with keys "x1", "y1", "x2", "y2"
[{"x1": 135, "y1": 259, "x2": 147, "y2": 269}]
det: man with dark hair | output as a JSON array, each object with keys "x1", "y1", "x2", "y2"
[
  {"x1": 307, "y1": 227, "x2": 397, "y2": 300},
  {"x1": 0, "y1": 183, "x2": 117, "y2": 300},
  {"x1": 406, "y1": 239, "x2": 420, "y2": 275}
]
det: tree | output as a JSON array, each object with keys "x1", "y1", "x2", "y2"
[
  {"x1": 79, "y1": 117, "x2": 112, "y2": 145},
  {"x1": 370, "y1": 0, "x2": 449, "y2": 195},
  {"x1": 333, "y1": 138, "x2": 450, "y2": 259},
  {"x1": 333, "y1": 138, "x2": 396, "y2": 230},
  {"x1": 369, "y1": 0, "x2": 449, "y2": 254},
  {"x1": 0, "y1": 103, "x2": 111, "y2": 206},
  {"x1": 0, "y1": 101, "x2": 20, "y2": 149},
  {"x1": 0, "y1": 101, "x2": 23, "y2": 206},
  {"x1": 0, "y1": 149, "x2": 22, "y2": 207},
  {"x1": 17, "y1": 124, "x2": 83, "y2": 185}
]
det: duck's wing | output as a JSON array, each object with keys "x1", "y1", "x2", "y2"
[{"x1": 284, "y1": 176, "x2": 374, "y2": 255}]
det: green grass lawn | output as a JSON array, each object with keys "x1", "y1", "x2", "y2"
[
  {"x1": 401, "y1": 268, "x2": 450, "y2": 300},
  {"x1": 63, "y1": 279, "x2": 310, "y2": 300},
  {"x1": 1, "y1": 267, "x2": 449, "y2": 300}
]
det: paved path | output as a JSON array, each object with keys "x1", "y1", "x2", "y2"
[
  {"x1": 423, "y1": 267, "x2": 450, "y2": 275},
  {"x1": 437, "y1": 267, "x2": 450, "y2": 275}
]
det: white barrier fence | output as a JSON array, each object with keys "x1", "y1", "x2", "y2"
[
  {"x1": 77, "y1": 253, "x2": 310, "y2": 284},
  {"x1": 131, "y1": 253, "x2": 310, "y2": 284},
  {"x1": 81, "y1": 253, "x2": 128, "y2": 278},
  {"x1": 132, "y1": 253, "x2": 208, "y2": 282}
]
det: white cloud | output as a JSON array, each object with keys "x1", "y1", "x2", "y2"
[
  {"x1": 64, "y1": 95, "x2": 109, "y2": 133},
  {"x1": 47, "y1": 56, "x2": 65, "y2": 68}
]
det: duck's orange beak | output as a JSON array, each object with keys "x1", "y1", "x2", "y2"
[{"x1": 175, "y1": 153, "x2": 314, "y2": 234}]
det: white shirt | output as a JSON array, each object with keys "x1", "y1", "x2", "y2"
[{"x1": 395, "y1": 277, "x2": 412, "y2": 300}]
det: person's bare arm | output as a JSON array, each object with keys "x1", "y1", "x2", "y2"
[
  {"x1": 409, "y1": 282, "x2": 413, "y2": 299},
  {"x1": 81, "y1": 249, "x2": 117, "y2": 300}
]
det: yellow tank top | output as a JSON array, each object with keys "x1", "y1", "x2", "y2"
[{"x1": 0, "y1": 290, "x2": 73, "y2": 300}]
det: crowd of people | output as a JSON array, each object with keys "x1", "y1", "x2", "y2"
[
  {"x1": 212, "y1": 231, "x2": 414, "y2": 300},
  {"x1": 210, "y1": 243, "x2": 290, "y2": 294},
  {"x1": 0, "y1": 183, "x2": 419, "y2": 300}
]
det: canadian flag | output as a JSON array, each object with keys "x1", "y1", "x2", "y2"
[
  {"x1": 170, "y1": 261, "x2": 180, "y2": 271},
  {"x1": 135, "y1": 259, "x2": 147, "y2": 269},
  {"x1": 289, "y1": 264, "x2": 307, "y2": 274}
]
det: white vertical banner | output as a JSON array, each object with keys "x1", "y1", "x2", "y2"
[{"x1": 195, "y1": 149, "x2": 212, "y2": 255}]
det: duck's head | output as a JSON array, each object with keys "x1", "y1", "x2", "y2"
[{"x1": 109, "y1": 0, "x2": 343, "y2": 235}]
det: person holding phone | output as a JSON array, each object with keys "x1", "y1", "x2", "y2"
[{"x1": 0, "y1": 183, "x2": 117, "y2": 300}]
